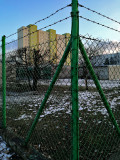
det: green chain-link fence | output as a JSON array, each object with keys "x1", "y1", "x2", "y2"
[
  {"x1": 1, "y1": 1, "x2": 120, "y2": 159},
  {"x1": 2, "y1": 33, "x2": 120, "y2": 160},
  {"x1": 78, "y1": 35, "x2": 120, "y2": 159},
  {"x1": 5, "y1": 35, "x2": 72, "y2": 160},
  {"x1": 0, "y1": 59, "x2": 2, "y2": 127}
]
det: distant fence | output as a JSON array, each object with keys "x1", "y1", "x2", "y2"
[{"x1": 16, "y1": 65, "x2": 51, "y2": 80}]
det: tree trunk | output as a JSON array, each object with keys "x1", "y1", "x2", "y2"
[
  {"x1": 24, "y1": 49, "x2": 32, "y2": 91},
  {"x1": 33, "y1": 67, "x2": 38, "y2": 91},
  {"x1": 26, "y1": 67, "x2": 32, "y2": 91},
  {"x1": 32, "y1": 50, "x2": 38, "y2": 91},
  {"x1": 85, "y1": 75, "x2": 88, "y2": 90}
]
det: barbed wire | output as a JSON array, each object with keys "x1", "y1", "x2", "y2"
[
  {"x1": 2, "y1": 33, "x2": 119, "y2": 53},
  {"x1": 3, "y1": 3, "x2": 120, "y2": 47},
  {"x1": 5, "y1": 35, "x2": 71, "y2": 56},
  {"x1": 39, "y1": 16, "x2": 70, "y2": 31},
  {"x1": 79, "y1": 34, "x2": 119, "y2": 46},
  {"x1": 5, "y1": 16, "x2": 71, "y2": 46},
  {"x1": 79, "y1": 16, "x2": 120, "y2": 33},
  {"x1": 79, "y1": 34, "x2": 102, "y2": 42},
  {"x1": 5, "y1": 39, "x2": 18, "y2": 46},
  {"x1": 79, "y1": 4, "x2": 120, "y2": 25},
  {"x1": 5, "y1": 4, "x2": 71, "y2": 40},
  {"x1": 5, "y1": 14, "x2": 120, "y2": 47}
]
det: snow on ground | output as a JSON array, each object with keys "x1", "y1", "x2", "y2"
[
  {"x1": 0, "y1": 79, "x2": 119, "y2": 123},
  {"x1": 0, "y1": 136, "x2": 13, "y2": 160},
  {"x1": 2, "y1": 84, "x2": 120, "y2": 121},
  {"x1": 0, "y1": 79, "x2": 120, "y2": 159},
  {"x1": 39, "y1": 79, "x2": 120, "y2": 89},
  {"x1": 7, "y1": 92, "x2": 71, "y2": 121}
]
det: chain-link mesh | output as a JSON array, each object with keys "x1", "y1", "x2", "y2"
[
  {"x1": 1, "y1": 28, "x2": 120, "y2": 160},
  {"x1": 78, "y1": 34, "x2": 120, "y2": 160},
  {"x1": 0, "y1": 43, "x2": 2, "y2": 125},
  {"x1": 0, "y1": 45, "x2": 2, "y2": 126},
  {"x1": 4, "y1": 32, "x2": 120, "y2": 159},
  {"x1": 5, "y1": 34, "x2": 72, "y2": 159},
  {"x1": 1, "y1": 1, "x2": 120, "y2": 157}
]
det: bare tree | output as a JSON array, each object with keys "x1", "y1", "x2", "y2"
[
  {"x1": 16, "y1": 47, "x2": 51, "y2": 91},
  {"x1": 32, "y1": 49, "x2": 45, "y2": 91},
  {"x1": 17, "y1": 48, "x2": 33, "y2": 90},
  {"x1": 79, "y1": 42, "x2": 100, "y2": 90}
]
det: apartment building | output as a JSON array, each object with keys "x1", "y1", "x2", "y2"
[
  {"x1": 18, "y1": 26, "x2": 29, "y2": 49},
  {"x1": 17, "y1": 25, "x2": 71, "y2": 65}
]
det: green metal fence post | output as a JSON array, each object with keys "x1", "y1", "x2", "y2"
[
  {"x1": 71, "y1": 0, "x2": 79, "y2": 159},
  {"x1": 79, "y1": 38, "x2": 120, "y2": 136},
  {"x1": 24, "y1": 38, "x2": 72, "y2": 146},
  {"x1": 2, "y1": 35, "x2": 6, "y2": 129}
]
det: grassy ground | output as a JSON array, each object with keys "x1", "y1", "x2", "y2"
[{"x1": 0, "y1": 82, "x2": 120, "y2": 159}]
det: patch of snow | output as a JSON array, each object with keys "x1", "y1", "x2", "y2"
[
  {"x1": 37, "y1": 79, "x2": 120, "y2": 89},
  {"x1": 15, "y1": 114, "x2": 32, "y2": 120},
  {"x1": 0, "y1": 136, "x2": 13, "y2": 160}
]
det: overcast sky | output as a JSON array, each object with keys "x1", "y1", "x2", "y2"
[{"x1": 0, "y1": 0, "x2": 120, "y2": 45}]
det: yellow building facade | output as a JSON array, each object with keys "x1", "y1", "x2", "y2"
[
  {"x1": 64, "y1": 33, "x2": 71, "y2": 65},
  {"x1": 17, "y1": 25, "x2": 71, "y2": 65},
  {"x1": 27, "y1": 24, "x2": 38, "y2": 49},
  {"x1": 47, "y1": 29, "x2": 57, "y2": 64}
]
